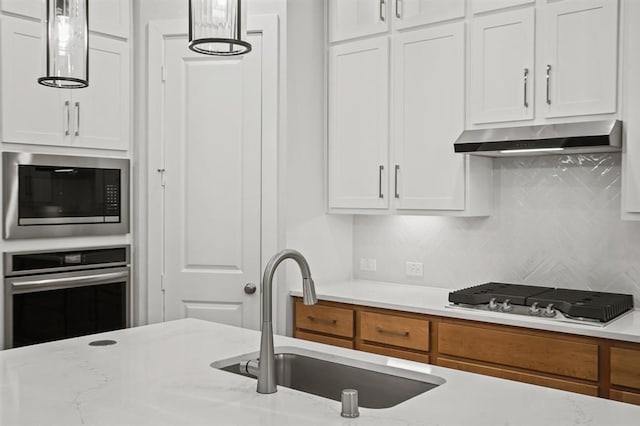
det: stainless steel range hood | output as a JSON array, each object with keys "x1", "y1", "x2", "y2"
[{"x1": 454, "y1": 120, "x2": 622, "y2": 157}]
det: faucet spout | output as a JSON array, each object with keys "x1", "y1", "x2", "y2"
[{"x1": 257, "y1": 249, "x2": 317, "y2": 394}]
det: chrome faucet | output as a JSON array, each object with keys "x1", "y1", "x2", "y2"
[{"x1": 257, "y1": 249, "x2": 317, "y2": 394}]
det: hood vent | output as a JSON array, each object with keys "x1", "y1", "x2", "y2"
[{"x1": 454, "y1": 120, "x2": 622, "y2": 157}]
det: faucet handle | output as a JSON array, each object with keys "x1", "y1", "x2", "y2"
[{"x1": 302, "y1": 277, "x2": 318, "y2": 305}]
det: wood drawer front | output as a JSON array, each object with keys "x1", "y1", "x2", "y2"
[
  {"x1": 356, "y1": 341, "x2": 430, "y2": 364},
  {"x1": 437, "y1": 357, "x2": 599, "y2": 397},
  {"x1": 294, "y1": 330, "x2": 354, "y2": 349},
  {"x1": 611, "y1": 347, "x2": 640, "y2": 389},
  {"x1": 438, "y1": 322, "x2": 598, "y2": 381},
  {"x1": 610, "y1": 389, "x2": 640, "y2": 406},
  {"x1": 359, "y1": 311, "x2": 429, "y2": 352},
  {"x1": 295, "y1": 301, "x2": 354, "y2": 338}
]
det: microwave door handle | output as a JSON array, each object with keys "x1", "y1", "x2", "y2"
[{"x1": 9, "y1": 270, "x2": 129, "y2": 292}]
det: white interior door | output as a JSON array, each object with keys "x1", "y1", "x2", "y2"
[{"x1": 161, "y1": 32, "x2": 263, "y2": 329}]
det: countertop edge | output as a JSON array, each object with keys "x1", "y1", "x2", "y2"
[{"x1": 290, "y1": 280, "x2": 640, "y2": 344}]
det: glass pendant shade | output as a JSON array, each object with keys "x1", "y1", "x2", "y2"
[
  {"x1": 188, "y1": 0, "x2": 252, "y2": 56},
  {"x1": 38, "y1": 0, "x2": 89, "y2": 88}
]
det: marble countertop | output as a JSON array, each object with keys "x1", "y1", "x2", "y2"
[
  {"x1": 290, "y1": 280, "x2": 640, "y2": 343},
  {"x1": 1, "y1": 318, "x2": 639, "y2": 425}
]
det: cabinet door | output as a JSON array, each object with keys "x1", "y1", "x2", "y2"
[
  {"x1": 329, "y1": 0, "x2": 389, "y2": 43},
  {"x1": 470, "y1": 8, "x2": 535, "y2": 124},
  {"x1": 71, "y1": 35, "x2": 130, "y2": 151},
  {"x1": 89, "y1": 0, "x2": 130, "y2": 39},
  {"x1": 1, "y1": 16, "x2": 68, "y2": 146},
  {"x1": 543, "y1": 0, "x2": 618, "y2": 118},
  {"x1": 470, "y1": 0, "x2": 534, "y2": 15},
  {"x1": 1, "y1": 0, "x2": 42, "y2": 19},
  {"x1": 329, "y1": 37, "x2": 389, "y2": 209},
  {"x1": 393, "y1": 0, "x2": 465, "y2": 30},
  {"x1": 393, "y1": 23, "x2": 465, "y2": 210}
]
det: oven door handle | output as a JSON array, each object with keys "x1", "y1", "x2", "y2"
[{"x1": 10, "y1": 270, "x2": 130, "y2": 292}]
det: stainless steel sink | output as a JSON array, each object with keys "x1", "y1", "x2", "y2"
[{"x1": 211, "y1": 346, "x2": 445, "y2": 409}]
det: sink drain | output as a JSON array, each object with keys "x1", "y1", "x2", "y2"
[{"x1": 89, "y1": 339, "x2": 117, "y2": 347}]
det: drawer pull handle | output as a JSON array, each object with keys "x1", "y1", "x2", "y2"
[
  {"x1": 376, "y1": 326, "x2": 409, "y2": 337},
  {"x1": 307, "y1": 315, "x2": 337, "y2": 325}
]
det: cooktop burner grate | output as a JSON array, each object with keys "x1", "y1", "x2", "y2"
[{"x1": 449, "y1": 282, "x2": 634, "y2": 323}]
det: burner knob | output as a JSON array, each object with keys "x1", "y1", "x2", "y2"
[
  {"x1": 528, "y1": 302, "x2": 541, "y2": 316},
  {"x1": 543, "y1": 304, "x2": 556, "y2": 318},
  {"x1": 488, "y1": 298, "x2": 499, "y2": 311},
  {"x1": 500, "y1": 299, "x2": 513, "y2": 312}
]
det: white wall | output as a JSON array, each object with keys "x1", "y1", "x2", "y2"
[
  {"x1": 280, "y1": 0, "x2": 353, "y2": 334},
  {"x1": 134, "y1": 0, "x2": 353, "y2": 331},
  {"x1": 354, "y1": 154, "x2": 640, "y2": 306}
]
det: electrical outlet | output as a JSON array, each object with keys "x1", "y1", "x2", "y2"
[
  {"x1": 405, "y1": 261, "x2": 423, "y2": 277},
  {"x1": 359, "y1": 258, "x2": 377, "y2": 272}
]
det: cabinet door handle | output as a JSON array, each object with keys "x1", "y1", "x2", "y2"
[
  {"x1": 376, "y1": 326, "x2": 409, "y2": 337},
  {"x1": 307, "y1": 315, "x2": 337, "y2": 325},
  {"x1": 523, "y1": 68, "x2": 529, "y2": 108},
  {"x1": 74, "y1": 102, "x2": 80, "y2": 136},
  {"x1": 379, "y1": 0, "x2": 386, "y2": 22},
  {"x1": 64, "y1": 101, "x2": 70, "y2": 136},
  {"x1": 396, "y1": 0, "x2": 402, "y2": 18},
  {"x1": 379, "y1": 165, "x2": 384, "y2": 199},
  {"x1": 394, "y1": 164, "x2": 400, "y2": 199},
  {"x1": 546, "y1": 64, "x2": 552, "y2": 105}
]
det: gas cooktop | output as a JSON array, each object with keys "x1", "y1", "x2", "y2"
[{"x1": 447, "y1": 282, "x2": 634, "y2": 326}]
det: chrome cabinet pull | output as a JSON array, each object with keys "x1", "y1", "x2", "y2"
[
  {"x1": 546, "y1": 64, "x2": 552, "y2": 105},
  {"x1": 379, "y1": 0, "x2": 386, "y2": 22},
  {"x1": 396, "y1": 0, "x2": 402, "y2": 18},
  {"x1": 307, "y1": 315, "x2": 337, "y2": 325},
  {"x1": 394, "y1": 164, "x2": 400, "y2": 198},
  {"x1": 376, "y1": 326, "x2": 409, "y2": 337},
  {"x1": 64, "y1": 101, "x2": 70, "y2": 136},
  {"x1": 379, "y1": 165, "x2": 384, "y2": 199},
  {"x1": 74, "y1": 102, "x2": 80, "y2": 136},
  {"x1": 523, "y1": 68, "x2": 529, "y2": 108}
]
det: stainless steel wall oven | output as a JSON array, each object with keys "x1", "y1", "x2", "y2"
[
  {"x1": 4, "y1": 245, "x2": 130, "y2": 349},
  {"x1": 3, "y1": 152, "x2": 129, "y2": 239}
]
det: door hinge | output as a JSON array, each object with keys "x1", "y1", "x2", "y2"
[
  {"x1": 157, "y1": 168, "x2": 166, "y2": 187},
  {"x1": 161, "y1": 65, "x2": 166, "y2": 82}
]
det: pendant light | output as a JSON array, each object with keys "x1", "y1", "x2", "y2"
[
  {"x1": 38, "y1": 0, "x2": 89, "y2": 88},
  {"x1": 188, "y1": 0, "x2": 252, "y2": 56}
]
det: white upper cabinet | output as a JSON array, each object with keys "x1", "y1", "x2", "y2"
[
  {"x1": 470, "y1": 8, "x2": 535, "y2": 124},
  {"x1": 393, "y1": 22, "x2": 465, "y2": 210},
  {"x1": 0, "y1": 16, "x2": 130, "y2": 151},
  {"x1": 1, "y1": 0, "x2": 41, "y2": 19},
  {"x1": 471, "y1": 0, "x2": 534, "y2": 15},
  {"x1": 542, "y1": 0, "x2": 618, "y2": 118},
  {"x1": 70, "y1": 34, "x2": 130, "y2": 150},
  {"x1": 1, "y1": 16, "x2": 67, "y2": 146},
  {"x1": 329, "y1": 0, "x2": 390, "y2": 43},
  {"x1": 89, "y1": 0, "x2": 131, "y2": 39},
  {"x1": 1, "y1": 0, "x2": 130, "y2": 39},
  {"x1": 328, "y1": 37, "x2": 389, "y2": 209},
  {"x1": 392, "y1": 0, "x2": 465, "y2": 30}
]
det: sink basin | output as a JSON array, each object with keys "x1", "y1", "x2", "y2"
[{"x1": 211, "y1": 346, "x2": 445, "y2": 409}]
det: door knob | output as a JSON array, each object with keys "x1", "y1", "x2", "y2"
[{"x1": 244, "y1": 283, "x2": 257, "y2": 295}]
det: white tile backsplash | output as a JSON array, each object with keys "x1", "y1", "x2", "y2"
[{"x1": 354, "y1": 154, "x2": 640, "y2": 305}]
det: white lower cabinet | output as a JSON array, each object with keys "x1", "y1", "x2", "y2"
[
  {"x1": 0, "y1": 15, "x2": 130, "y2": 151},
  {"x1": 392, "y1": 23, "x2": 465, "y2": 210},
  {"x1": 328, "y1": 37, "x2": 390, "y2": 210}
]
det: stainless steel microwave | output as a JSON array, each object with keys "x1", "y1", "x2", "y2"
[{"x1": 3, "y1": 152, "x2": 129, "y2": 239}]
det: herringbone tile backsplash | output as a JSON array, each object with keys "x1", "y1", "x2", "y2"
[{"x1": 354, "y1": 154, "x2": 640, "y2": 305}]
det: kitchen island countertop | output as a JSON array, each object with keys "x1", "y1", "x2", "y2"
[
  {"x1": 1, "y1": 318, "x2": 639, "y2": 425},
  {"x1": 291, "y1": 279, "x2": 640, "y2": 343}
]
